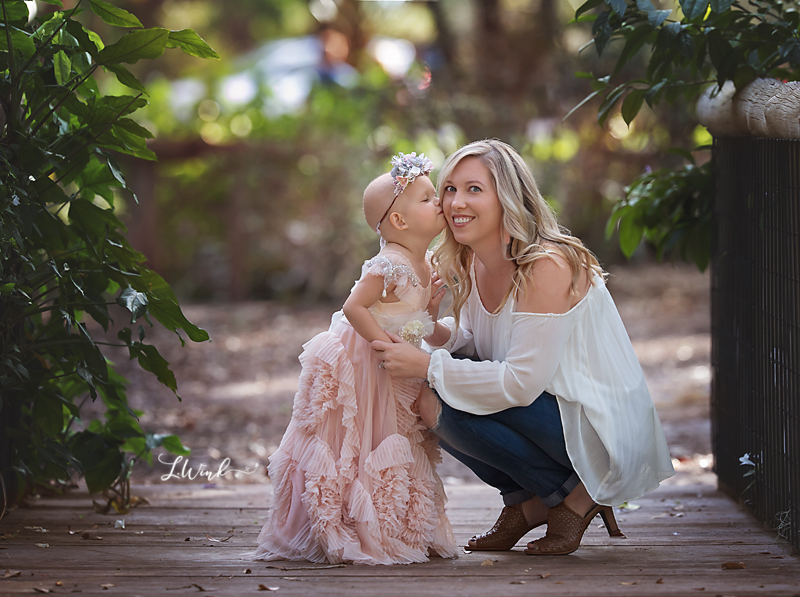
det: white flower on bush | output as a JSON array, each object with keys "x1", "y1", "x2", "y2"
[{"x1": 739, "y1": 453, "x2": 755, "y2": 467}]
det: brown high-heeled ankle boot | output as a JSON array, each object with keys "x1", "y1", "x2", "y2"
[
  {"x1": 466, "y1": 503, "x2": 547, "y2": 551},
  {"x1": 523, "y1": 501, "x2": 624, "y2": 556}
]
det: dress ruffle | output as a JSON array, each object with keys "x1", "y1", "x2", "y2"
[{"x1": 251, "y1": 328, "x2": 456, "y2": 565}]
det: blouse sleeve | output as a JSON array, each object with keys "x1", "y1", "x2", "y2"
[
  {"x1": 422, "y1": 313, "x2": 475, "y2": 355},
  {"x1": 427, "y1": 311, "x2": 577, "y2": 415}
]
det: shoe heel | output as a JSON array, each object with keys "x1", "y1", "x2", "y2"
[{"x1": 598, "y1": 506, "x2": 625, "y2": 537}]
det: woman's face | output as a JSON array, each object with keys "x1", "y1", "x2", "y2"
[{"x1": 441, "y1": 156, "x2": 504, "y2": 249}]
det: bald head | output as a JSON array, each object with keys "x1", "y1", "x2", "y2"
[{"x1": 363, "y1": 173, "x2": 398, "y2": 232}]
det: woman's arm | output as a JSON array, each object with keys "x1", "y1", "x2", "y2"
[
  {"x1": 342, "y1": 275, "x2": 393, "y2": 343},
  {"x1": 425, "y1": 253, "x2": 585, "y2": 415}
]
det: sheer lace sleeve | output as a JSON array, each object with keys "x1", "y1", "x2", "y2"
[
  {"x1": 427, "y1": 310, "x2": 579, "y2": 415},
  {"x1": 362, "y1": 251, "x2": 422, "y2": 300}
]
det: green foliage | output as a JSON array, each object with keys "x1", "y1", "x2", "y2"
[
  {"x1": 0, "y1": 0, "x2": 216, "y2": 502},
  {"x1": 573, "y1": 0, "x2": 800, "y2": 268},
  {"x1": 607, "y1": 158, "x2": 713, "y2": 269}
]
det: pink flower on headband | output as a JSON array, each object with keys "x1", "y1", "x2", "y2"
[{"x1": 390, "y1": 152, "x2": 434, "y2": 196}]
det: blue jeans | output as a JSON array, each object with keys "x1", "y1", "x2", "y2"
[{"x1": 430, "y1": 389, "x2": 579, "y2": 508}]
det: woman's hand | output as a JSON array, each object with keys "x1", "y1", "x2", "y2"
[
  {"x1": 426, "y1": 272, "x2": 446, "y2": 321},
  {"x1": 371, "y1": 332, "x2": 431, "y2": 379}
]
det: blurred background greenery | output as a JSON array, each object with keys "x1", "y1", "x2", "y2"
[{"x1": 66, "y1": 0, "x2": 708, "y2": 303}]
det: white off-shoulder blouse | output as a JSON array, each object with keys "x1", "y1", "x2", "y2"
[{"x1": 425, "y1": 271, "x2": 674, "y2": 506}]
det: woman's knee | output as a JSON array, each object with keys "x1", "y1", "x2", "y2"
[{"x1": 416, "y1": 384, "x2": 442, "y2": 429}]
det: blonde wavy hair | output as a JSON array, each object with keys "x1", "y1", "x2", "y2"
[{"x1": 432, "y1": 139, "x2": 604, "y2": 328}]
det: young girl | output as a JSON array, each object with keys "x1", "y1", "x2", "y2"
[{"x1": 252, "y1": 153, "x2": 457, "y2": 565}]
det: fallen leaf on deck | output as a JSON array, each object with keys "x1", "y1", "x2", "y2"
[
  {"x1": 759, "y1": 550, "x2": 771, "y2": 554},
  {"x1": 618, "y1": 502, "x2": 641, "y2": 511},
  {"x1": 540, "y1": 573, "x2": 551, "y2": 579},
  {"x1": 101, "y1": 584, "x2": 115, "y2": 590},
  {"x1": 692, "y1": 588, "x2": 705, "y2": 591},
  {"x1": 32, "y1": 588, "x2": 51, "y2": 593},
  {"x1": 55, "y1": 581, "x2": 63, "y2": 586},
  {"x1": 3, "y1": 570, "x2": 21, "y2": 579},
  {"x1": 81, "y1": 532, "x2": 102, "y2": 540},
  {"x1": 721, "y1": 562, "x2": 746, "y2": 569},
  {"x1": 205, "y1": 534, "x2": 233, "y2": 543},
  {"x1": 480, "y1": 559, "x2": 494, "y2": 566},
  {"x1": 655, "y1": 578, "x2": 664, "y2": 584},
  {"x1": 620, "y1": 581, "x2": 639, "y2": 585},
  {"x1": 244, "y1": 569, "x2": 252, "y2": 574},
  {"x1": 68, "y1": 525, "x2": 97, "y2": 535},
  {"x1": 0, "y1": 534, "x2": 15, "y2": 540},
  {"x1": 25, "y1": 526, "x2": 48, "y2": 533},
  {"x1": 510, "y1": 580, "x2": 526, "y2": 584},
  {"x1": 651, "y1": 513, "x2": 668, "y2": 519},
  {"x1": 258, "y1": 585, "x2": 280, "y2": 591},
  {"x1": 35, "y1": 543, "x2": 49, "y2": 548},
  {"x1": 115, "y1": 520, "x2": 125, "y2": 530}
]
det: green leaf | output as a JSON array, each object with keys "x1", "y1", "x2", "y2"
[
  {"x1": 562, "y1": 89, "x2": 602, "y2": 122},
  {"x1": 97, "y1": 27, "x2": 169, "y2": 65},
  {"x1": 607, "y1": 0, "x2": 626, "y2": 17},
  {"x1": 117, "y1": 287, "x2": 149, "y2": 323},
  {"x1": 158, "y1": 434, "x2": 191, "y2": 456},
  {"x1": 88, "y1": 0, "x2": 143, "y2": 28},
  {"x1": 165, "y1": 29, "x2": 220, "y2": 59},
  {"x1": 0, "y1": 283, "x2": 15, "y2": 294},
  {"x1": 1, "y1": 2, "x2": 32, "y2": 23},
  {"x1": 636, "y1": 0, "x2": 655, "y2": 10},
  {"x1": 619, "y1": 215, "x2": 644, "y2": 257},
  {"x1": 679, "y1": 0, "x2": 709, "y2": 20},
  {"x1": 84, "y1": 448, "x2": 124, "y2": 494},
  {"x1": 33, "y1": 395, "x2": 65, "y2": 437},
  {"x1": 53, "y1": 50, "x2": 72, "y2": 86},
  {"x1": 65, "y1": 19, "x2": 103, "y2": 59},
  {"x1": 136, "y1": 344, "x2": 178, "y2": 394},
  {"x1": 134, "y1": 271, "x2": 209, "y2": 343},
  {"x1": 621, "y1": 88, "x2": 646, "y2": 124},
  {"x1": 647, "y1": 9, "x2": 672, "y2": 27},
  {"x1": 710, "y1": 0, "x2": 733, "y2": 12},
  {"x1": 598, "y1": 84, "x2": 628, "y2": 126},
  {"x1": 0, "y1": 25, "x2": 36, "y2": 58},
  {"x1": 104, "y1": 63, "x2": 148, "y2": 94}
]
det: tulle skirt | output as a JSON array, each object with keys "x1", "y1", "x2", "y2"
[{"x1": 250, "y1": 318, "x2": 456, "y2": 565}]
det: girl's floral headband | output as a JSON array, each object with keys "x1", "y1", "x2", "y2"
[{"x1": 376, "y1": 152, "x2": 435, "y2": 236}]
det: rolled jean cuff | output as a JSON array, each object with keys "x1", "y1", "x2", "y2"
[
  {"x1": 427, "y1": 383, "x2": 444, "y2": 431},
  {"x1": 540, "y1": 472, "x2": 581, "y2": 508},
  {"x1": 501, "y1": 489, "x2": 534, "y2": 506}
]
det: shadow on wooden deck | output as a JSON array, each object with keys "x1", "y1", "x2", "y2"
[{"x1": 2, "y1": 478, "x2": 798, "y2": 596}]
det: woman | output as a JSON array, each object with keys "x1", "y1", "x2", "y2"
[{"x1": 371, "y1": 140, "x2": 674, "y2": 556}]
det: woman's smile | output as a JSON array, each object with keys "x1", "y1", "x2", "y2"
[{"x1": 450, "y1": 215, "x2": 475, "y2": 227}]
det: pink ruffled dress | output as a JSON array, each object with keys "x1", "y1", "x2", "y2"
[{"x1": 253, "y1": 250, "x2": 457, "y2": 565}]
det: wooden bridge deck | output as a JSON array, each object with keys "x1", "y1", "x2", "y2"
[{"x1": 1, "y1": 479, "x2": 798, "y2": 596}]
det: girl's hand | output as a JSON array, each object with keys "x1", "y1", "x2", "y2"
[
  {"x1": 371, "y1": 332, "x2": 431, "y2": 379},
  {"x1": 426, "y1": 272, "x2": 446, "y2": 321}
]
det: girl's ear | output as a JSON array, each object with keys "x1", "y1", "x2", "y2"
[{"x1": 389, "y1": 212, "x2": 408, "y2": 231}]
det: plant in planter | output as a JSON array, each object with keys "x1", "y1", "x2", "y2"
[
  {"x1": 1, "y1": 0, "x2": 218, "y2": 511},
  {"x1": 570, "y1": 0, "x2": 800, "y2": 269}
]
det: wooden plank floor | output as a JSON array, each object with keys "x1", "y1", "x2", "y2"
[{"x1": 1, "y1": 479, "x2": 798, "y2": 596}]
